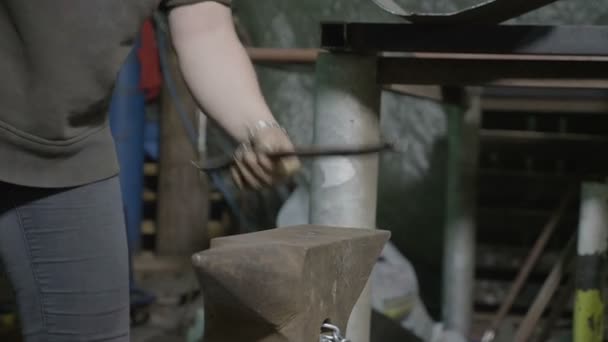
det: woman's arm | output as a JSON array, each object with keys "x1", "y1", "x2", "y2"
[
  {"x1": 167, "y1": 2, "x2": 300, "y2": 189},
  {"x1": 168, "y1": 2, "x2": 275, "y2": 142}
]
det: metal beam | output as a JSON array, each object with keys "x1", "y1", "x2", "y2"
[
  {"x1": 247, "y1": 47, "x2": 320, "y2": 64},
  {"x1": 378, "y1": 56, "x2": 608, "y2": 88},
  {"x1": 322, "y1": 23, "x2": 608, "y2": 56},
  {"x1": 480, "y1": 130, "x2": 608, "y2": 159},
  {"x1": 482, "y1": 86, "x2": 608, "y2": 113},
  {"x1": 513, "y1": 234, "x2": 576, "y2": 342},
  {"x1": 245, "y1": 47, "x2": 608, "y2": 89},
  {"x1": 481, "y1": 190, "x2": 574, "y2": 342},
  {"x1": 482, "y1": 97, "x2": 608, "y2": 114}
]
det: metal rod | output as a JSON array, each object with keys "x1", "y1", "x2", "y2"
[
  {"x1": 378, "y1": 57, "x2": 608, "y2": 88},
  {"x1": 246, "y1": 47, "x2": 320, "y2": 64},
  {"x1": 513, "y1": 234, "x2": 577, "y2": 342},
  {"x1": 193, "y1": 143, "x2": 393, "y2": 172},
  {"x1": 481, "y1": 189, "x2": 575, "y2": 341},
  {"x1": 245, "y1": 47, "x2": 608, "y2": 89},
  {"x1": 482, "y1": 97, "x2": 608, "y2": 115},
  {"x1": 442, "y1": 87, "x2": 481, "y2": 338},
  {"x1": 538, "y1": 275, "x2": 575, "y2": 342},
  {"x1": 480, "y1": 130, "x2": 608, "y2": 143},
  {"x1": 309, "y1": 52, "x2": 382, "y2": 342},
  {"x1": 574, "y1": 183, "x2": 608, "y2": 342}
]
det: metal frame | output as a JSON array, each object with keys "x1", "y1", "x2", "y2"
[
  {"x1": 378, "y1": 56, "x2": 608, "y2": 88},
  {"x1": 322, "y1": 23, "x2": 608, "y2": 56},
  {"x1": 321, "y1": 23, "x2": 608, "y2": 89},
  {"x1": 317, "y1": 19, "x2": 608, "y2": 342}
]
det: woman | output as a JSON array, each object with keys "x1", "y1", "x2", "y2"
[{"x1": 0, "y1": 1, "x2": 300, "y2": 340}]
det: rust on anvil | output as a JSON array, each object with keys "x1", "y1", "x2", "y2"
[{"x1": 192, "y1": 225, "x2": 391, "y2": 342}]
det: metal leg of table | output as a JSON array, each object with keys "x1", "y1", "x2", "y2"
[{"x1": 441, "y1": 88, "x2": 481, "y2": 339}]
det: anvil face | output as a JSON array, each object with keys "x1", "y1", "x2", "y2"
[{"x1": 192, "y1": 225, "x2": 390, "y2": 342}]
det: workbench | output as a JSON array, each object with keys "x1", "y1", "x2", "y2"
[{"x1": 310, "y1": 20, "x2": 608, "y2": 342}]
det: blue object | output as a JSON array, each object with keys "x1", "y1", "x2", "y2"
[
  {"x1": 109, "y1": 41, "x2": 155, "y2": 308},
  {"x1": 144, "y1": 118, "x2": 160, "y2": 161},
  {"x1": 110, "y1": 42, "x2": 146, "y2": 254},
  {"x1": 154, "y1": 19, "x2": 252, "y2": 230}
]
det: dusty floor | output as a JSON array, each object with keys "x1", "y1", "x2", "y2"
[
  {"x1": 130, "y1": 254, "x2": 203, "y2": 342},
  {"x1": 0, "y1": 253, "x2": 575, "y2": 342},
  {"x1": 0, "y1": 254, "x2": 201, "y2": 342}
]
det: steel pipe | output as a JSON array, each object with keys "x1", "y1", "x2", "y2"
[
  {"x1": 442, "y1": 87, "x2": 481, "y2": 338},
  {"x1": 246, "y1": 47, "x2": 320, "y2": 64}
]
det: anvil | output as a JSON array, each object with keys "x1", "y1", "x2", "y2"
[{"x1": 192, "y1": 225, "x2": 390, "y2": 342}]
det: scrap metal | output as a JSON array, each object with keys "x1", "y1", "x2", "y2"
[{"x1": 371, "y1": 0, "x2": 562, "y2": 24}]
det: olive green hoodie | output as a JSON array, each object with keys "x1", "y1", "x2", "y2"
[{"x1": 0, "y1": 0, "x2": 229, "y2": 187}]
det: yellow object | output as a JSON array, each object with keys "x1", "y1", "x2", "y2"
[
  {"x1": 0, "y1": 313, "x2": 16, "y2": 333},
  {"x1": 574, "y1": 290, "x2": 604, "y2": 342},
  {"x1": 381, "y1": 296, "x2": 415, "y2": 320}
]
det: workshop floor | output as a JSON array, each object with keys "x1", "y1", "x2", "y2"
[
  {"x1": 131, "y1": 253, "x2": 203, "y2": 342},
  {"x1": 0, "y1": 253, "x2": 201, "y2": 342}
]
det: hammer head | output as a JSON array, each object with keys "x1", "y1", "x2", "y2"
[{"x1": 192, "y1": 225, "x2": 390, "y2": 342}]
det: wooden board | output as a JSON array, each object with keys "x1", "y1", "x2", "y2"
[{"x1": 156, "y1": 47, "x2": 210, "y2": 255}]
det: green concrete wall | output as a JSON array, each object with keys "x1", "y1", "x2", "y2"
[{"x1": 232, "y1": 0, "x2": 608, "y2": 315}]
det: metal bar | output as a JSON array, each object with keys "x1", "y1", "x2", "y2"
[
  {"x1": 245, "y1": 47, "x2": 608, "y2": 89},
  {"x1": 482, "y1": 97, "x2": 608, "y2": 114},
  {"x1": 481, "y1": 130, "x2": 608, "y2": 144},
  {"x1": 538, "y1": 275, "x2": 575, "y2": 342},
  {"x1": 382, "y1": 84, "x2": 443, "y2": 103},
  {"x1": 378, "y1": 57, "x2": 608, "y2": 88},
  {"x1": 309, "y1": 52, "x2": 382, "y2": 342},
  {"x1": 442, "y1": 87, "x2": 480, "y2": 338},
  {"x1": 513, "y1": 234, "x2": 577, "y2": 342},
  {"x1": 481, "y1": 190, "x2": 575, "y2": 342},
  {"x1": 483, "y1": 87, "x2": 608, "y2": 99},
  {"x1": 244, "y1": 48, "x2": 448, "y2": 101},
  {"x1": 480, "y1": 130, "x2": 608, "y2": 160},
  {"x1": 246, "y1": 47, "x2": 320, "y2": 64},
  {"x1": 321, "y1": 23, "x2": 608, "y2": 56},
  {"x1": 574, "y1": 183, "x2": 608, "y2": 342},
  {"x1": 193, "y1": 143, "x2": 393, "y2": 172}
]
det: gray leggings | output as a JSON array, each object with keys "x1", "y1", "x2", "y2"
[{"x1": 0, "y1": 176, "x2": 130, "y2": 342}]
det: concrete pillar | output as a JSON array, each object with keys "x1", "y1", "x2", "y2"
[
  {"x1": 574, "y1": 183, "x2": 608, "y2": 342},
  {"x1": 310, "y1": 52, "x2": 382, "y2": 342},
  {"x1": 441, "y1": 88, "x2": 481, "y2": 338}
]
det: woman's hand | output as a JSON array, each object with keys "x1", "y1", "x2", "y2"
[{"x1": 230, "y1": 123, "x2": 301, "y2": 190}]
